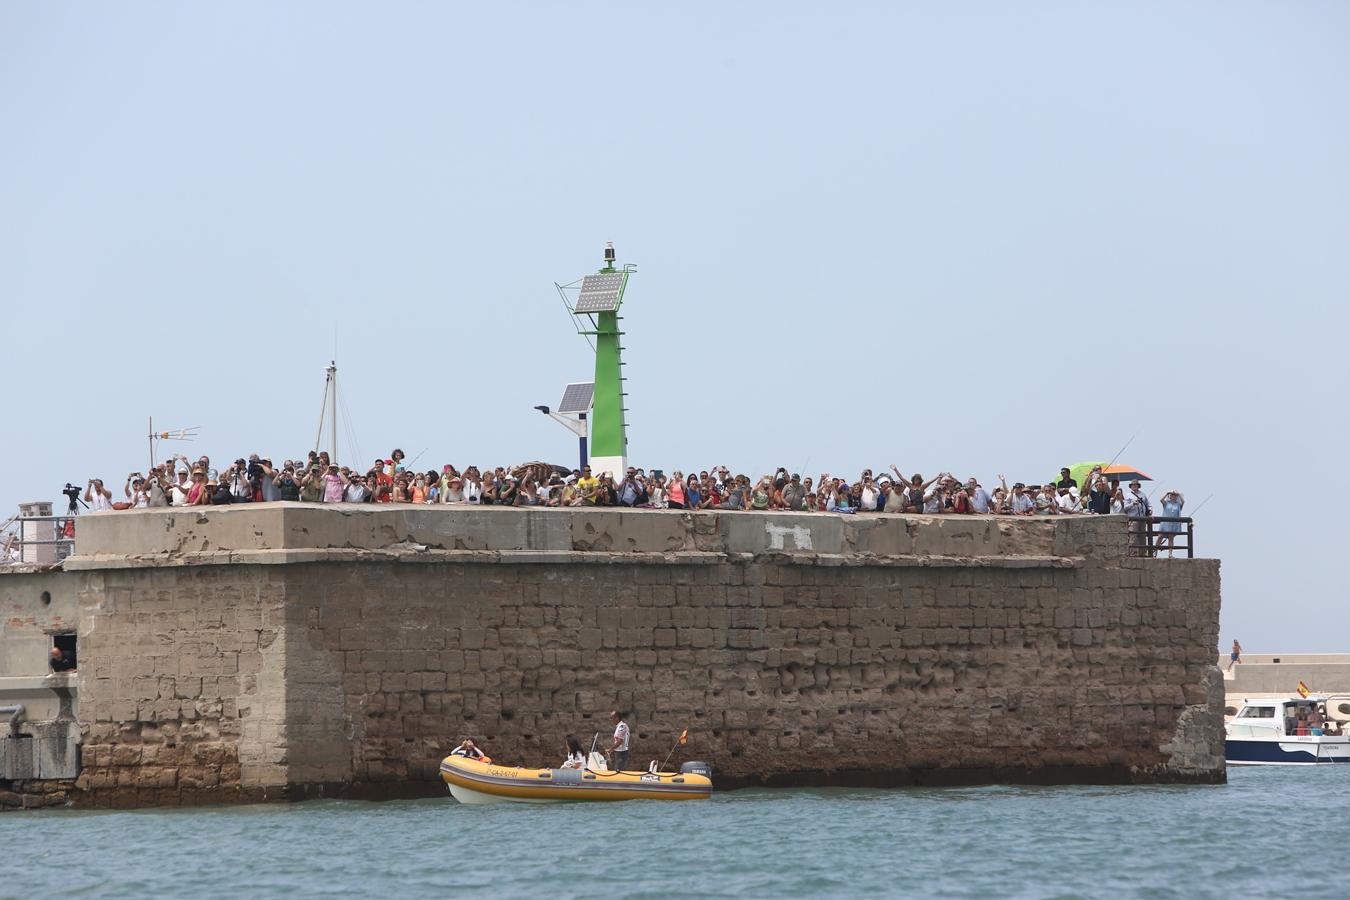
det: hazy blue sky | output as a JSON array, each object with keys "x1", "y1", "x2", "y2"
[{"x1": 2, "y1": 3, "x2": 1346, "y2": 649}]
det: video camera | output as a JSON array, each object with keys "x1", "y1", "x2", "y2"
[{"x1": 62, "y1": 483, "x2": 83, "y2": 514}]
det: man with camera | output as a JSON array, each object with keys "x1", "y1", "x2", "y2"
[
  {"x1": 83, "y1": 478, "x2": 113, "y2": 511},
  {"x1": 225, "y1": 459, "x2": 254, "y2": 503}
]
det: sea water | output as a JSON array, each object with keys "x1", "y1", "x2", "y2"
[{"x1": 3, "y1": 765, "x2": 1344, "y2": 898}]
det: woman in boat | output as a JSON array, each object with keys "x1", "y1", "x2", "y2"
[
  {"x1": 561, "y1": 735, "x2": 586, "y2": 769},
  {"x1": 451, "y1": 739, "x2": 487, "y2": 761}
]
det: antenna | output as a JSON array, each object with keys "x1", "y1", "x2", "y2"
[
  {"x1": 313, "y1": 361, "x2": 339, "y2": 464},
  {"x1": 148, "y1": 416, "x2": 200, "y2": 472}
]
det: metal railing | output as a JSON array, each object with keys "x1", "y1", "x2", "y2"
[
  {"x1": 2, "y1": 515, "x2": 76, "y2": 564},
  {"x1": 1127, "y1": 516, "x2": 1194, "y2": 558}
]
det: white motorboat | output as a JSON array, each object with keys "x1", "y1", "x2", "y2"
[{"x1": 1225, "y1": 695, "x2": 1350, "y2": 765}]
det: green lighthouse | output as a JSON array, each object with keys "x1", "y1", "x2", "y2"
[{"x1": 564, "y1": 243, "x2": 632, "y2": 479}]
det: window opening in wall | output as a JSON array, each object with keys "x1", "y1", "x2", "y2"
[
  {"x1": 40, "y1": 590, "x2": 52, "y2": 606},
  {"x1": 50, "y1": 633, "x2": 77, "y2": 672}
]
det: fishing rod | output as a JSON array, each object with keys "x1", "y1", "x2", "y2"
[
  {"x1": 1188, "y1": 493, "x2": 1214, "y2": 516},
  {"x1": 659, "y1": 728, "x2": 689, "y2": 773},
  {"x1": 407, "y1": 448, "x2": 428, "y2": 468},
  {"x1": 1104, "y1": 428, "x2": 1141, "y2": 470}
]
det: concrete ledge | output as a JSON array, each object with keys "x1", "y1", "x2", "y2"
[
  {"x1": 61, "y1": 547, "x2": 1080, "y2": 570},
  {"x1": 66, "y1": 505, "x2": 1144, "y2": 566}
]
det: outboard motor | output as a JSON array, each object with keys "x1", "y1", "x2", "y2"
[{"x1": 680, "y1": 760, "x2": 712, "y2": 779}]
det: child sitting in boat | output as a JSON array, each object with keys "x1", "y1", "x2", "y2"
[{"x1": 561, "y1": 735, "x2": 586, "y2": 770}]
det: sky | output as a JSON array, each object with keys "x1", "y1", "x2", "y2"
[{"x1": 2, "y1": 3, "x2": 1346, "y2": 649}]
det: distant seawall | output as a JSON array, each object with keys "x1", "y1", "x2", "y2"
[{"x1": 1, "y1": 506, "x2": 1224, "y2": 807}]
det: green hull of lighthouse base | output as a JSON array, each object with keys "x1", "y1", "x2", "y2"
[{"x1": 589, "y1": 303, "x2": 627, "y2": 479}]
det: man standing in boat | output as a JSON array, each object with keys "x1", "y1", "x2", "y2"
[{"x1": 608, "y1": 710, "x2": 631, "y2": 772}]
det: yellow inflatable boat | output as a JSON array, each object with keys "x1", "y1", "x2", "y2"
[{"x1": 439, "y1": 755, "x2": 713, "y2": 804}]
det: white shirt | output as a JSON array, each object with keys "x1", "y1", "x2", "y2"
[
  {"x1": 345, "y1": 484, "x2": 369, "y2": 503},
  {"x1": 1124, "y1": 490, "x2": 1149, "y2": 517},
  {"x1": 88, "y1": 490, "x2": 113, "y2": 511},
  {"x1": 229, "y1": 473, "x2": 252, "y2": 500},
  {"x1": 561, "y1": 751, "x2": 586, "y2": 770},
  {"x1": 613, "y1": 720, "x2": 630, "y2": 752},
  {"x1": 1056, "y1": 492, "x2": 1078, "y2": 512}
]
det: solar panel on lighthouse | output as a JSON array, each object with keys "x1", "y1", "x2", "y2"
[
  {"x1": 557, "y1": 382, "x2": 595, "y2": 414},
  {"x1": 573, "y1": 273, "x2": 624, "y2": 313}
]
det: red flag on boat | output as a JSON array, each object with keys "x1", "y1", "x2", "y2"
[
  {"x1": 1297, "y1": 681, "x2": 1310, "y2": 698},
  {"x1": 678, "y1": 729, "x2": 688, "y2": 745}
]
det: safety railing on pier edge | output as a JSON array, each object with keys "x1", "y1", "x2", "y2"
[
  {"x1": 1126, "y1": 516, "x2": 1194, "y2": 559},
  {"x1": 1, "y1": 515, "x2": 76, "y2": 565}
]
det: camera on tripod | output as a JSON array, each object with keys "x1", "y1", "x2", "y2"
[{"x1": 62, "y1": 483, "x2": 84, "y2": 514}]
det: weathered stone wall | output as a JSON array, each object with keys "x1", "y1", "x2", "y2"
[
  {"x1": 0, "y1": 570, "x2": 82, "y2": 789},
  {"x1": 70, "y1": 566, "x2": 290, "y2": 805},
  {"x1": 13, "y1": 506, "x2": 1223, "y2": 806}
]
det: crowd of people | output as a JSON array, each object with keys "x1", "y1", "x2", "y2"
[{"x1": 77, "y1": 453, "x2": 1182, "y2": 522}]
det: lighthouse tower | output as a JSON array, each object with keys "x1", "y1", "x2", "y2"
[{"x1": 567, "y1": 243, "x2": 630, "y2": 479}]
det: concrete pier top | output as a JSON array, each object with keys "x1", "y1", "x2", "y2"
[{"x1": 65, "y1": 504, "x2": 1140, "y2": 567}]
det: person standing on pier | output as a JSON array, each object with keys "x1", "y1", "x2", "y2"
[{"x1": 1228, "y1": 640, "x2": 1242, "y2": 671}]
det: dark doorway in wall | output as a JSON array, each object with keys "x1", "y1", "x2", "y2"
[{"x1": 51, "y1": 633, "x2": 77, "y2": 672}]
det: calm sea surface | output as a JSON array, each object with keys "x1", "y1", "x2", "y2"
[{"x1": 3, "y1": 766, "x2": 1344, "y2": 898}]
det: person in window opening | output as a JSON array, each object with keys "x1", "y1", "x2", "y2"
[
  {"x1": 50, "y1": 645, "x2": 76, "y2": 672},
  {"x1": 608, "y1": 710, "x2": 631, "y2": 772},
  {"x1": 561, "y1": 735, "x2": 587, "y2": 770}
]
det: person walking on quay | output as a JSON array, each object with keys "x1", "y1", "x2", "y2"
[
  {"x1": 1228, "y1": 640, "x2": 1242, "y2": 671},
  {"x1": 608, "y1": 710, "x2": 631, "y2": 772}
]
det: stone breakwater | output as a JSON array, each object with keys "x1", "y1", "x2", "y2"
[{"x1": 0, "y1": 506, "x2": 1224, "y2": 808}]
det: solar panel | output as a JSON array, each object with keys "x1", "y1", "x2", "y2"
[
  {"x1": 573, "y1": 273, "x2": 624, "y2": 313},
  {"x1": 557, "y1": 382, "x2": 595, "y2": 414}
]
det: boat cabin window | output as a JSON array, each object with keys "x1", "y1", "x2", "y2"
[{"x1": 1236, "y1": 707, "x2": 1275, "y2": 718}]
